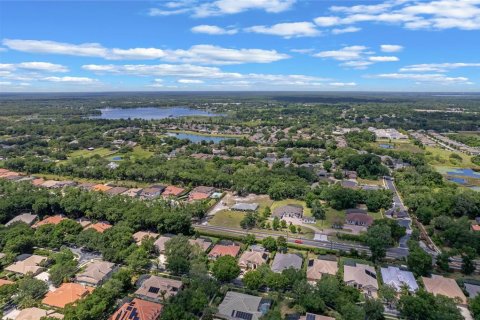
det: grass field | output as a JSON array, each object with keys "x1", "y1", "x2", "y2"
[
  {"x1": 68, "y1": 147, "x2": 114, "y2": 159},
  {"x1": 372, "y1": 139, "x2": 423, "y2": 153},
  {"x1": 208, "y1": 209, "x2": 245, "y2": 228},
  {"x1": 107, "y1": 146, "x2": 154, "y2": 161},
  {"x1": 358, "y1": 178, "x2": 384, "y2": 186},
  {"x1": 315, "y1": 207, "x2": 345, "y2": 229},
  {"x1": 271, "y1": 199, "x2": 311, "y2": 216},
  {"x1": 425, "y1": 146, "x2": 479, "y2": 169}
]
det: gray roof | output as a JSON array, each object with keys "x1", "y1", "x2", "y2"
[
  {"x1": 271, "y1": 253, "x2": 303, "y2": 273},
  {"x1": 465, "y1": 283, "x2": 480, "y2": 299},
  {"x1": 272, "y1": 204, "x2": 303, "y2": 218},
  {"x1": 75, "y1": 260, "x2": 115, "y2": 286},
  {"x1": 6, "y1": 213, "x2": 38, "y2": 226},
  {"x1": 232, "y1": 203, "x2": 259, "y2": 211},
  {"x1": 380, "y1": 266, "x2": 418, "y2": 292},
  {"x1": 218, "y1": 291, "x2": 270, "y2": 320}
]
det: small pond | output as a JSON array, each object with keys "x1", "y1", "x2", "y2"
[{"x1": 379, "y1": 144, "x2": 394, "y2": 149}]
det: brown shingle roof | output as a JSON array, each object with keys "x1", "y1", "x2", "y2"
[
  {"x1": 135, "y1": 275, "x2": 183, "y2": 301},
  {"x1": 5, "y1": 255, "x2": 47, "y2": 275},
  {"x1": 307, "y1": 259, "x2": 338, "y2": 282},
  {"x1": 208, "y1": 244, "x2": 240, "y2": 259},
  {"x1": 422, "y1": 275, "x2": 467, "y2": 305}
]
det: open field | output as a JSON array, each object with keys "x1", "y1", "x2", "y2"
[
  {"x1": 315, "y1": 207, "x2": 345, "y2": 229},
  {"x1": 372, "y1": 139, "x2": 423, "y2": 153},
  {"x1": 425, "y1": 146, "x2": 480, "y2": 169},
  {"x1": 358, "y1": 178, "x2": 384, "y2": 186},
  {"x1": 107, "y1": 146, "x2": 154, "y2": 161},
  {"x1": 68, "y1": 147, "x2": 114, "y2": 159},
  {"x1": 208, "y1": 209, "x2": 245, "y2": 228},
  {"x1": 271, "y1": 199, "x2": 311, "y2": 216}
]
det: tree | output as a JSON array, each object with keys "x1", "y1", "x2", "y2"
[
  {"x1": 243, "y1": 234, "x2": 256, "y2": 245},
  {"x1": 436, "y1": 251, "x2": 451, "y2": 272},
  {"x1": 366, "y1": 224, "x2": 392, "y2": 262},
  {"x1": 407, "y1": 243, "x2": 432, "y2": 277},
  {"x1": 272, "y1": 217, "x2": 280, "y2": 230},
  {"x1": 312, "y1": 200, "x2": 326, "y2": 220},
  {"x1": 462, "y1": 253, "x2": 475, "y2": 275},
  {"x1": 212, "y1": 255, "x2": 240, "y2": 282},
  {"x1": 323, "y1": 161, "x2": 332, "y2": 172},
  {"x1": 262, "y1": 237, "x2": 277, "y2": 252},
  {"x1": 126, "y1": 248, "x2": 151, "y2": 272},
  {"x1": 49, "y1": 249, "x2": 77, "y2": 287},
  {"x1": 276, "y1": 236, "x2": 287, "y2": 252},
  {"x1": 469, "y1": 294, "x2": 480, "y2": 319},
  {"x1": 280, "y1": 219, "x2": 287, "y2": 229},
  {"x1": 164, "y1": 235, "x2": 193, "y2": 275},
  {"x1": 240, "y1": 212, "x2": 256, "y2": 229},
  {"x1": 398, "y1": 289, "x2": 462, "y2": 320},
  {"x1": 14, "y1": 276, "x2": 48, "y2": 308},
  {"x1": 289, "y1": 224, "x2": 296, "y2": 233},
  {"x1": 333, "y1": 169, "x2": 344, "y2": 180},
  {"x1": 379, "y1": 285, "x2": 397, "y2": 308},
  {"x1": 364, "y1": 298, "x2": 385, "y2": 320},
  {"x1": 243, "y1": 270, "x2": 263, "y2": 290}
]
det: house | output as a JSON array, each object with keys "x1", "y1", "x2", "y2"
[
  {"x1": 75, "y1": 260, "x2": 116, "y2": 287},
  {"x1": 122, "y1": 188, "x2": 143, "y2": 198},
  {"x1": 78, "y1": 182, "x2": 96, "y2": 190},
  {"x1": 465, "y1": 283, "x2": 480, "y2": 299},
  {"x1": 208, "y1": 243, "x2": 241, "y2": 260},
  {"x1": 133, "y1": 231, "x2": 160, "y2": 245},
  {"x1": 32, "y1": 215, "x2": 66, "y2": 228},
  {"x1": 0, "y1": 279, "x2": 14, "y2": 287},
  {"x1": 56, "y1": 180, "x2": 76, "y2": 188},
  {"x1": 345, "y1": 213, "x2": 373, "y2": 227},
  {"x1": 217, "y1": 291, "x2": 271, "y2": 320},
  {"x1": 306, "y1": 258, "x2": 338, "y2": 283},
  {"x1": 42, "y1": 283, "x2": 94, "y2": 308},
  {"x1": 31, "y1": 178, "x2": 46, "y2": 187},
  {"x1": 188, "y1": 186, "x2": 215, "y2": 201},
  {"x1": 380, "y1": 266, "x2": 418, "y2": 292},
  {"x1": 5, "y1": 213, "x2": 38, "y2": 226},
  {"x1": 14, "y1": 308, "x2": 64, "y2": 320},
  {"x1": 140, "y1": 186, "x2": 165, "y2": 199},
  {"x1": 271, "y1": 253, "x2": 303, "y2": 273},
  {"x1": 344, "y1": 170, "x2": 358, "y2": 179},
  {"x1": 345, "y1": 208, "x2": 368, "y2": 215},
  {"x1": 106, "y1": 186, "x2": 129, "y2": 196},
  {"x1": 109, "y1": 298, "x2": 163, "y2": 320},
  {"x1": 422, "y1": 274, "x2": 467, "y2": 305},
  {"x1": 189, "y1": 237, "x2": 213, "y2": 252},
  {"x1": 135, "y1": 275, "x2": 183, "y2": 302},
  {"x1": 92, "y1": 184, "x2": 112, "y2": 192},
  {"x1": 5, "y1": 254, "x2": 47, "y2": 276},
  {"x1": 272, "y1": 204, "x2": 304, "y2": 219},
  {"x1": 40, "y1": 180, "x2": 61, "y2": 189},
  {"x1": 299, "y1": 314, "x2": 335, "y2": 320},
  {"x1": 232, "y1": 203, "x2": 259, "y2": 212},
  {"x1": 85, "y1": 222, "x2": 112, "y2": 233},
  {"x1": 472, "y1": 225, "x2": 480, "y2": 232},
  {"x1": 154, "y1": 235, "x2": 174, "y2": 254},
  {"x1": 238, "y1": 250, "x2": 268, "y2": 271},
  {"x1": 162, "y1": 185, "x2": 185, "y2": 198},
  {"x1": 344, "y1": 263, "x2": 378, "y2": 297}
]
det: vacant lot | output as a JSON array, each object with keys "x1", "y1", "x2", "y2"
[{"x1": 68, "y1": 147, "x2": 113, "y2": 159}]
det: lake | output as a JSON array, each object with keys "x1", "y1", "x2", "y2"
[
  {"x1": 379, "y1": 144, "x2": 394, "y2": 149},
  {"x1": 166, "y1": 132, "x2": 234, "y2": 144},
  {"x1": 92, "y1": 107, "x2": 224, "y2": 120},
  {"x1": 445, "y1": 168, "x2": 480, "y2": 179}
]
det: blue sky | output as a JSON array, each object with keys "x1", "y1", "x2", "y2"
[{"x1": 0, "y1": 0, "x2": 479, "y2": 92}]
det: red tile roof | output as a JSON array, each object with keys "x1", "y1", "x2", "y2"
[
  {"x1": 162, "y1": 185, "x2": 185, "y2": 197},
  {"x1": 110, "y1": 298, "x2": 163, "y2": 320},
  {"x1": 33, "y1": 215, "x2": 66, "y2": 228},
  {"x1": 208, "y1": 244, "x2": 241, "y2": 259},
  {"x1": 85, "y1": 222, "x2": 112, "y2": 233},
  {"x1": 42, "y1": 283, "x2": 94, "y2": 308},
  {"x1": 188, "y1": 192, "x2": 209, "y2": 201},
  {"x1": 0, "y1": 279, "x2": 14, "y2": 287}
]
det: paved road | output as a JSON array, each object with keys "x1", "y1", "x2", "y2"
[{"x1": 196, "y1": 225, "x2": 408, "y2": 259}]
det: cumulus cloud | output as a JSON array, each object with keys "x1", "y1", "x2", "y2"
[
  {"x1": 0, "y1": 62, "x2": 69, "y2": 73},
  {"x1": 399, "y1": 62, "x2": 480, "y2": 72},
  {"x1": 245, "y1": 22, "x2": 320, "y2": 38},
  {"x1": 43, "y1": 76, "x2": 97, "y2": 83},
  {"x1": 329, "y1": 82, "x2": 357, "y2": 87},
  {"x1": 380, "y1": 44, "x2": 403, "y2": 52},
  {"x1": 149, "y1": 0, "x2": 295, "y2": 17},
  {"x1": 331, "y1": 26, "x2": 361, "y2": 34},
  {"x1": 369, "y1": 72, "x2": 472, "y2": 84},
  {"x1": 2, "y1": 39, "x2": 289, "y2": 65},
  {"x1": 178, "y1": 79, "x2": 204, "y2": 83},
  {"x1": 315, "y1": 0, "x2": 480, "y2": 31},
  {"x1": 314, "y1": 46, "x2": 368, "y2": 61},
  {"x1": 191, "y1": 25, "x2": 238, "y2": 35},
  {"x1": 368, "y1": 56, "x2": 399, "y2": 62}
]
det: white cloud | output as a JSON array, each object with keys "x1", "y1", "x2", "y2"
[
  {"x1": 313, "y1": 16, "x2": 341, "y2": 26},
  {"x1": 340, "y1": 60, "x2": 374, "y2": 69},
  {"x1": 314, "y1": 46, "x2": 367, "y2": 61},
  {"x1": 315, "y1": 0, "x2": 480, "y2": 31},
  {"x1": 3, "y1": 39, "x2": 289, "y2": 65},
  {"x1": 178, "y1": 79, "x2": 204, "y2": 84},
  {"x1": 368, "y1": 56, "x2": 399, "y2": 62},
  {"x1": 82, "y1": 63, "x2": 329, "y2": 87},
  {"x1": 191, "y1": 25, "x2": 238, "y2": 35},
  {"x1": 43, "y1": 76, "x2": 97, "y2": 83},
  {"x1": 331, "y1": 26, "x2": 361, "y2": 34},
  {"x1": 290, "y1": 48, "x2": 315, "y2": 54},
  {"x1": 329, "y1": 82, "x2": 357, "y2": 87},
  {"x1": 370, "y1": 72, "x2": 472, "y2": 84},
  {"x1": 399, "y1": 62, "x2": 480, "y2": 72},
  {"x1": 245, "y1": 22, "x2": 320, "y2": 38},
  {"x1": 16, "y1": 61, "x2": 69, "y2": 72},
  {"x1": 149, "y1": 0, "x2": 295, "y2": 17},
  {"x1": 380, "y1": 44, "x2": 403, "y2": 52}
]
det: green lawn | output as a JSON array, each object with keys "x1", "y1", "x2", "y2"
[
  {"x1": 271, "y1": 199, "x2": 311, "y2": 216},
  {"x1": 426, "y1": 146, "x2": 479, "y2": 169},
  {"x1": 68, "y1": 147, "x2": 113, "y2": 159},
  {"x1": 107, "y1": 146, "x2": 154, "y2": 161},
  {"x1": 372, "y1": 140, "x2": 423, "y2": 153},
  {"x1": 315, "y1": 207, "x2": 345, "y2": 229},
  {"x1": 208, "y1": 209, "x2": 245, "y2": 228},
  {"x1": 369, "y1": 210, "x2": 384, "y2": 220}
]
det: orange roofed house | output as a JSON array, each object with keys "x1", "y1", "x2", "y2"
[
  {"x1": 110, "y1": 298, "x2": 163, "y2": 320},
  {"x1": 162, "y1": 185, "x2": 185, "y2": 198},
  {"x1": 42, "y1": 283, "x2": 94, "y2": 308},
  {"x1": 85, "y1": 222, "x2": 112, "y2": 233},
  {"x1": 208, "y1": 243, "x2": 241, "y2": 260},
  {"x1": 92, "y1": 184, "x2": 113, "y2": 192},
  {"x1": 33, "y1": 215, "x2": 66, "y2": 228}
]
